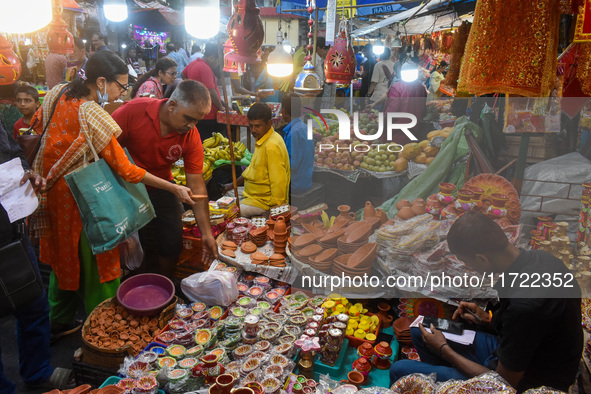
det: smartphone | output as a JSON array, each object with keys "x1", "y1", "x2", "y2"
[{"x1": 422, "y1": 316, "x2": 464, "y2": 335}]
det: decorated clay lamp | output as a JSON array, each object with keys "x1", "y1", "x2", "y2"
[
  {"x1": 357, "y1": 342, "x2": 375, "y2": 359},
  {"x1": 372, "y1": 341, "x2": 393, "y2": 369},
  {"x1": 226, "y1": 0, "x2": 264, "y2": 64},
  {"x1": 46, "y1": 2, "x2": 74, "y2": 55},
  {"x1": 455, "y1": 189, "x2": 475, "y2": 212},
  {"x1": 487, "y1": 193, "x2": 509, "y2": 219},
  {"x1": 324, "y1": 21, "x2": 356, "y2": 84},
  {"x1": 295, "y1": 335, "x2": 321, "y2": 379},
  {"x1": 0, "y1": 35, "x2": 21, "y2": 85},
  {"x1": 352, "y1": 357, "x2": 371, "y2": 382},
  {"x1": 437, "y1": 182, "x2": 456, "y2": 205}
]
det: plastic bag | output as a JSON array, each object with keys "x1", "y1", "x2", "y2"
[
  {"x1": 181, "y1": 262, "x2": 239, "y2": 306},
  {"x1": 119, "y1": 232, "x2": 143, "y2": 270}
]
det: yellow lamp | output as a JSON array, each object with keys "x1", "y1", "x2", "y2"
[
  {"x1": 346, "y1": 328, "x2": 355, "y2": 336},
  {"x1": 354, "y1": 329, "x2": 366, "y2": 339},
  {"x1": 366, "y1": 333, "x2": 377, "y2": 341}
]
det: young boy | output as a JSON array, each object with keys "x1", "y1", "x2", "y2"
[{"x1": 13, "y1": 84, "x2": 40, "y2": 140}]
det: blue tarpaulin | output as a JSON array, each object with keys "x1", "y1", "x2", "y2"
[{"x1": 278, "y1": 0, "x2": 411, "y2": 20}]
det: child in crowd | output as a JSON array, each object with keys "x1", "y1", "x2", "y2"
[{"x1": 13, "y1": 83, "x2": 40, "y2": 140}]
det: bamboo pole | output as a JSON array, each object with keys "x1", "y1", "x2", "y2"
[{"x1": 216, "y1": 34, "x2": 241, "y2": 214}]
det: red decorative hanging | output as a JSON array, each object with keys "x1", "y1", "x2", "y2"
[
  {"x1": 226, "y1": 0, "x2": 264, "y2": 64},
  {"x1": 223, "y1": 38, "x2": 240, "y2": 73},
  {"x1": 324, "y1": 23, "x2": 356, "y2": 84},
  {"x1": 0, "y1": 35, "x2": 21, "y2": 85},
  {"x1": 47, "y1": 15, "x2": 74, "y2": 54}
]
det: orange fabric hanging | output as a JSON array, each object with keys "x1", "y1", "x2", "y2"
[{"x1": 457, "y1": 0, "x2": 560, "y2": 96}]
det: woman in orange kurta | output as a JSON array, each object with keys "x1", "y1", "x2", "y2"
[{"x1": 31, "y1": 51, "x2": 194, "y2": 337}]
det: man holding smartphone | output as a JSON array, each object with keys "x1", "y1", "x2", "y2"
[{"x1": 390, "y1": 212, "x2": 583, "y2": 393}]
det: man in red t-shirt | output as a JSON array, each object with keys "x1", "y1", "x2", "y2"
[
  {"x1": 112, "y1": 80, "x2": 218, "y2": 276},
  {"x1": 182, "y1": 42, "x2": 227, "y2": 141}
]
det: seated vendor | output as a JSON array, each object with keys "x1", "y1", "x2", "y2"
[
  {"x1": 281, "y1": 92, "x2": 314, "y2": 194},
  {"x1": 223, "y1": 102, "x2": 290, "y2": 217},
  {"x1": 390, "y1": 212, "x2": 583, "y2": 393}
]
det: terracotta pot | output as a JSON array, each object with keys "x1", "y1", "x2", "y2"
[
  {"x1": 216, "y1": 374, "x2": 236, "y2": 394},
  {"x1": 0, "y1": 35, "x2": 21, "y2": 84},
  {"x1": 397, "y1": 207, "x2": 414, "y2": 220},
  {"x1": 490, "y1": 193, "x2": 509, "y2": 208},
  {"x1": 337, "y1": 205, "x2": 356, "y2": 222},
  {"x1": 324, "y1": 29, "x2": 356, "y2": 83},
  {"x1": 357, "y1": 342, "x2": 375, "y2": 359},
  {"x1": 374, "y1": 341, "x2": 393, "y2": 359},
  {"x1": 376, "y1": 302, "x2": 394, "y2": 328},
  {"x1": 363, "y1": 201, "x2": 375, "y2": 218},
  {"x1": 352, "y1": 357, "x2": 372, "y2": 377},
  {"x1": 46, "y1": 16, "x2": 74, "y2": 54},
  {"x1": 347, "y1": 371, "x2": 364, "y2": 388},
  {"x1": 232, "y1": 388, "x2": 255, "y2": 394},
  {"x1": 395, "y1": 199, "x2": 411, "y2": 210},
  {"x1": 375, "y1": 208, "x2": 388, "y2": 224},
  {"x1": 226, "y1": 0, "x2": 264, "y2": 63},
  {"x1": 439, "y1": 182, "x2": 456, "y2": 194},
  {"x1": 274, "y1": 217, "x2": 287, "y2": 235}
]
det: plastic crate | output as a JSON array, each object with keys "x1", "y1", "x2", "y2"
[
  {"x1": 72, "y1": 360, "x2": 118, "y2": 388},
  {"x1": 100, "y1": 376, "x2": 165, "y2": 394},
  {"x1": 345, "y1": 313, "x2": 381, "y2": 348},
  {"x1": 313, "y1": 338, "x2": 349, "y2": 380}
]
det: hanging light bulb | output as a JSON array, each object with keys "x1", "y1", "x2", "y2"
[
  {"x1": 373, "y1": 37, "x2": 385, "y2": 55},
  {"x1": 392, "y1": 33, "x2": 402, "y2": 48},
  {"x1": 0, "y1": 1, "x2": 52, "y2": 33},
  {"x1": 400, "y1": 60, "x2": 419, "y2": 82},
  {"x1": 185, "y1": 0, "x2": 220, "y2": 39},
  {"x1": 283, "y1": 34, "x2": 292, "y2": 53},
  {"x1": 267, "y1": 30, "x2": 293, "y2": 77},
  {"x1": 103, "y1": 0, "x2": 128, "y2": 23}
]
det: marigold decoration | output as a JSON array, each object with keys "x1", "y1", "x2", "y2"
[
  {"x1": 440, "y1": 31, "x2": 454, "y2": 54},
  {"x1": 226, "y1": 0, "x2": 264, "y2": 64},
  {"x1": 457, "y1": 0, "x2": 560, "y2": 96},
  {"x1": 324, "y1": 21, "x2": 356, "y2": 84},
  {"x1": 574, "y1": 0, "x2": 591, "y2": 42},
  {"x1": 0, "y1": 35, "x2": 21, "y2": 85},
  {"x1": 577, "y1": 43, "x2": 591, "y2": 95}
]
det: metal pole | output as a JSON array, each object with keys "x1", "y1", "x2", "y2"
[
  {"x1": 312, "y1": 6, "x2": 319, "y2": 61},
  {"x1": 217, "y1": 34, "x2": 241, "y2": 213}
]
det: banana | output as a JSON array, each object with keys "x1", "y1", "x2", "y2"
[
  {"x1": 329, "y1": 216, "x2": 335, "y2": 228},
  {"x1": 321, "y1": 211, "x2": 329, "y2": 228}
]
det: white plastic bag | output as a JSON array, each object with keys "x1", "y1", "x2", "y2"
[
  {"x1": 119, "y1": 232, "x2": 143, "y2": 270},
  {"x1": 181, "y1": 263, "x2": 238, "y2": 306}
]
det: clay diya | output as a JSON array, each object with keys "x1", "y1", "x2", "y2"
[
  {"x1": 244, "y1": 382, "x2": 264, "y2": 394},
  {"x1": 216, "y1": 374, "x2": 237, "y2": 394},
  {"x1": 373, "y1": 341, "x2": 393, "y2": 369},
  {"x1": 352, "y1": 357, "x2": 372, "y2": 381},
  {"x1": 347, "y1": 371, "x2": 364, "y2": 388}
]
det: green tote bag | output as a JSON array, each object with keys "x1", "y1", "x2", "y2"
[{"x1": 65, "y1": 129, "x2": 155, "y2": 255}]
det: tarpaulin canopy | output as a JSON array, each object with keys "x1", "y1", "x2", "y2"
[
  {"x1": 278, "y1": 0, "x2": 412, "y2": 20},
  {"x1": 351, "y1": 0, "x2": 475, "y2": 36},
  {"x1": 352, "y1": 10, "x2": 473, "y2": 36}
]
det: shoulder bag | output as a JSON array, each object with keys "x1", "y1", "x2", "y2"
[
  {"x1": 64, "y1": 125, "x2": 156, "y2": 254},
  {"x1": 0, "y1": 223, "x2": 44, "y2": 317}
]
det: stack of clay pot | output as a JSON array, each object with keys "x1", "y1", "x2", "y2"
[
  {"x1": 394, "y1": 198, "x2": 427, "y2": 221},
  {"x1": 221, "y1": 241, "x2": 239, "y2": 258},
  {"x1": 248, "y1": 225, "x2": 268, "y2": 247},
  {"x1": 332, "y1": 242, "x2": 377, "y2": 277},
  {"x1": 272, "y1": 217, "x2": 288, "y2": 256}
]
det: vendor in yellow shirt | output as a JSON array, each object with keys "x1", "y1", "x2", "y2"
[{"x1": 223, "y1": 102, "x2": 290, "y2": 217}]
